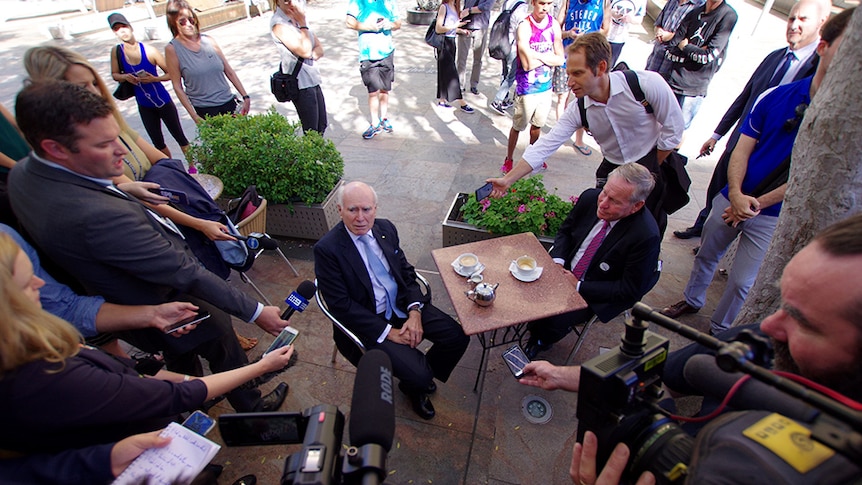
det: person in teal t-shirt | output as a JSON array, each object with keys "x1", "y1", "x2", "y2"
[
  {"x1": 1, "y1": 104, "x2": 30, "y2": 226},
  {"x1": 346, "y1": 0, "x2": 401, "y2": 139}
]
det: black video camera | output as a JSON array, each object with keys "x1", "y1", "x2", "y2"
[
  {"x1": 218, "y1": 350, "x2": 395, "y2": 485},
  {"x1": 576, "y1": 303, "x2": 862, "y2": 485}
]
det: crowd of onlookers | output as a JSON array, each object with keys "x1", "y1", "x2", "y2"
[{"x1": 1, "y1": 0, "x2": 858, "y2": 482}]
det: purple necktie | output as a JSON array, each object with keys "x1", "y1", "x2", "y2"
[
  {"x1": 768, "y1": 51, "x2": 795, "y2": 88},
  {"x1": 572, "y1": 220, "x2": 610, "y2": 280}
]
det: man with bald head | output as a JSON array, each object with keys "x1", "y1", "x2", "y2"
[
  {"x1": 314, "y1": 181, "x2": 469, "y2": 420},
  {"x1": 673, "y1": 0, "x2": 832, "y2": 240}
]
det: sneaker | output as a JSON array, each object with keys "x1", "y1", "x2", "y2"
[
  {"x1": 502, "y1": 99, "x2": 514, "y2": 109},
  {"x1": 362, "y1": 124, "x2": 382, "y2": 139},
  {"x1": 501, "y1": 157, "x2": 513, "y2": 173},
  {"x1": 460, "y1": 104, "x2": 475, "y2": 114},
  {"x1": 437, "y1": 100, "x2": 453, "y2": 108},
  {"x1": 380, "y1": 118, "x2": 393, "y2": 133},
  {"x1": 489, "y1": 100, "x2": 506, "y2": 115},
  {"x1": 470, "y1": 86, "x2": 479, "y2": 95}
]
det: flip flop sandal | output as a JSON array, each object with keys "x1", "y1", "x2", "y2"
[{"x1": 574, "y1": 144, "x2": 592, "y2": 156}]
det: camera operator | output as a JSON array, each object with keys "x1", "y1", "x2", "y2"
[{"x1": 521, "y1": 209, "x2": 862, "y2": 484}]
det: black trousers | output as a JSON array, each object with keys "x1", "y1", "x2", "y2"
[
  {"x1": 293, "y1": 85, "x2": 328, "y2": 134},
  {"x1": 528, "y1": 307, "x2": 596, "y2": 346},
  {"x1": 370, "y1": 304, "x2": 469, "y2": 393},
  {"x1": 121, "y1": 296, "x2": 262, "y2": 412}
]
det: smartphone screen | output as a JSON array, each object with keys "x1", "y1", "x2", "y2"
[
  {"x1": 502, "y1": 344, "x2": 530, "y2": 378},
  {"x1": 182, "y1": 410, "x2": 216, "y2": 436},
  {"x1": 475, "y1": 182, "x2": 493, "y2": 202},
  {"x1": 166, "y1": 310, "x2": 211, "y2": 334},
  {"x1": 264, "y1": 326, "x2": 299, "y2": 355},
  {"x1": 219, "y1": 412, "x2": 306, "y2": 446}
]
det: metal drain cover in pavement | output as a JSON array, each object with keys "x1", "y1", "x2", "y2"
[{"x1": 521, "y1": 395, "x2": 553, "y2": 424}]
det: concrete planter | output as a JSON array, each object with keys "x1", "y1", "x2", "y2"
[
  {"x1": 265, "y1": 179, "x2": 343, "y2": 240},
  {"x1": 442, "y1": 193, "x2": 554, "y2": 250},
  {"x1": 406, "y1": 9, "x2": 436, "y2": 25}
]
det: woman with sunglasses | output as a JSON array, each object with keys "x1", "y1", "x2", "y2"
[
  {"x1": 165, "y1": 0, "x2": 252, "y2": 124},
  {"x1": 269, "y1": 0, "x2": 328, "y2": 134},
  {"x1": 0, "y1": 233, "x2": 294, "y2": 455}
]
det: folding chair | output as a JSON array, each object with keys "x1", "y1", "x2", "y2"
[{"x1": 234, "y1": 198, "x2": 299, "y2": 305}]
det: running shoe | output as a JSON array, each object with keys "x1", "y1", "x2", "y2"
[
  {"x1": 362, "y1": 124, "x2": 382, "y2": 139},
  {"x1": 460, "y1": 104, "x2": 475, "y2": 114},
  {"x1": 380, "y1": 118, "x2": 393, "y2": 133},
  {"x1": 489, "y1": 100, "x2": 506, "y2": 115}
]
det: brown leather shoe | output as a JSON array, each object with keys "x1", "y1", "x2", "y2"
[{"x1": 661, "y1": 301, "x2": 700, "y2": 319}]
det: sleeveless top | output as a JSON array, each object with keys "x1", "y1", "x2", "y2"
[
  {"x1": 118, "y1": 42, "x2": 172, "y2": 110},
  {"x1": 270, "y1": 8, "x2": 322, "y2": 90},
  {"x1": 0, "y1": 115, "x2": 29, "y2": 175},
  {"x1": 515, "y1": 15, "x2": 555, "y2": 95},
  {"x1": 169, "y1": 35, "x2": 234, "y2": 108},
  {"x1": 443, "y1": 4, "x2": 459, "y2": 38}
]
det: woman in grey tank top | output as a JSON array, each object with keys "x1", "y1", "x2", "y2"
[{"x1": 165, "y1": 0, "x2": 251, "y2": 124}]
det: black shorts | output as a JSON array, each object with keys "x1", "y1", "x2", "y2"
[{"x1": 360, "y1": 53, "x2": 395, "y2": 93}]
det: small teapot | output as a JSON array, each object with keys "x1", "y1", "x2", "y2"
[{"x1": 465, "y1": 282, "x2": 499, "y2": 307}]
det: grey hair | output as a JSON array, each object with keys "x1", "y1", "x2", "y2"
[
  {"x1": 336, "y1": 181, "x2": 378, "y2": 207},
  {"x1": 608, "y1": 163, "x2": 655, "y2": 203}
]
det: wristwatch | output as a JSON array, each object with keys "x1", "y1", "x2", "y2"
[{"x1": 408, "y1": 303, "x2": 423, "y2": 314}]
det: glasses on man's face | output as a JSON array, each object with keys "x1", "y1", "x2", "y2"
[
  {"x1": 178, "y1": 17, "x2": 196, "y2": 26},
  {"x1": 783, "y1": 103, "x2": 808, "y2": 133}
]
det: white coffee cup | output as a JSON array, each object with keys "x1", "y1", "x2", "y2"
[
  {"x1": 458, "y1": 253, "x2": 480, "y2": 273},
  {"x1": 515, "y1": 255, "x2": 537, "y2": 276}
]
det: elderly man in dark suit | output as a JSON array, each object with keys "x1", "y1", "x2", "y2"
[
  {"x1": 673, "y1": 0, "x2": 829, "y2": 239},
  {"x1": 314, "y1": 181, "x2": 469, "y2": 420},
  {"x1": 525, "y1": 163, "x2": 661, "y2": 359},
  {"x1": 9, "y1": 81, "x2": 290, "y2": 413}
]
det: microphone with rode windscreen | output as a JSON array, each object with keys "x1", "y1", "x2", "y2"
[
  {"x1": 342, "y1": 349, "x2": 395, "y2": 485},
  {"x1": 281, "y1": 280, "x2": 317, "y2": 320}
]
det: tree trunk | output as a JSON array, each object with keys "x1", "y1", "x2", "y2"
[{"x1": 733, "y1": 9, "x2": 862, "y2": 326}]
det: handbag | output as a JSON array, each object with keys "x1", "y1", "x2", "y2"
[
  {"x1": 425, "y1": 16, "x2": 444, "y2": 49},
  {"x1": 112, "y1": 45, "x2": 136, "y2": 101},
  {"x1": 270, "y1": 57, "x2": 305, "y2": 103}
]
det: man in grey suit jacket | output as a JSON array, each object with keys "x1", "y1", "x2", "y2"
[
  {"x1": 673, "y1": 0, "x2": 829, "y2": 239},
  {"x1": 9, "y1": 81, "x2": 291, "y2": 412},
  {"x1": 525, "y1": 163, "x2": 661, "y2": 359},
  {"x1": 314, "y1": 181, "x2": 469, "y2": 420}
]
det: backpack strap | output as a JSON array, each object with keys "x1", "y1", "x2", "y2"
[
  {"x1": 622, "y1": 70, "x2": 653, "y2": 114},
  {"x1": 577, "y1": 96, "x2": 589, "y2": 132}
]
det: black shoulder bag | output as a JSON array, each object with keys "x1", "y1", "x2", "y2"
[
  {"x1": 112, "y1": 45, "x2": 136, "y2": 101},
  {"x1": 270, "y1": 57, "x2": 305, "y2": 103}
]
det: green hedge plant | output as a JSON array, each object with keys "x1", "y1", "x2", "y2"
[{"x1": 188, "y1": 109, "x2": 344, "y2": 207}]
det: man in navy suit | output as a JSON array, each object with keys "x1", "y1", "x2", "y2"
[
  {"x1": 525, "y1": 163, "x2": 661, "y2": 358},
  {"x1": 314, "y1": 181, "x2": 469, "y2": 420},
  {"x1": 673, "y1": 0, "x2": 830, "y2": 239}
]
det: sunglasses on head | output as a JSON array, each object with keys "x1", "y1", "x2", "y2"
[
  {"x1": 178, "y1": 17, "x2": 196, "y2": 26},
  {"x1": 783, "y1": 103, "x2": 808, "y2": 133}
]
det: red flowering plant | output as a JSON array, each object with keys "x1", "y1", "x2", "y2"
[{"x1": 460, "y1": 176, "x2": 575, "y2": 237}]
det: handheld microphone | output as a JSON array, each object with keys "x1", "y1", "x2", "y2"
[
  {"x1": 234, "y1": 233, "x2": 279, "y2": 251},
  {"x1": 683, "y1": 354, "x2": 819, "y2": 423},
  {"x1": 349, "y1": 349, "x2": 396, "y2": 451},
  {"x1": 280, "y1": 280, "x2": 317, "y2": 320}
]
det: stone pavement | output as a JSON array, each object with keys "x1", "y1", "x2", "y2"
[{"x1": 1, "y1": 1, "x2": 798, "y2": 483}]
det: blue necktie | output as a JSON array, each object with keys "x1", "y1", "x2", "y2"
[
  {"x1": 359, "y1": 235, "x2": 406, "y2": 320},
  {"x1": 768, "y1": 51, "x2": 795, "y2": 88}
]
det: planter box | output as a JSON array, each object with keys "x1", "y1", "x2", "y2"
[
  {"x1": 442, "y1": 193, "x2": 554, "y2": 250},
  {"x1": 406, "y1": 9, "x2": 436, "y2": 25},
  {"x1": 95, "y1": 0, "x2": 124, "y2": 11},
  {"x1": 265, "y1": 179, "x2": 343, "y2": 240}
]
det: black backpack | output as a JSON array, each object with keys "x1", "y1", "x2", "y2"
[{"x1": 488, "y1": 1, "x2": 524, "y2": 60}]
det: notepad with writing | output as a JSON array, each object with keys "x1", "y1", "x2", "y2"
[{"x1": 113, "y1": 422, "x2": 221, "y2": 485}]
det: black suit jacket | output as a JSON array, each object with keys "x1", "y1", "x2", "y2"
[
  {"x1": 314, "y1": 219, "x2": 430, "y2": 349},
  {"x1": 9, "y1": 156, "x2": 259, "y2": 350},
  {"x1": 715, "y1": 46, "x2": 819, "y2": 149},
  {"x1": 550, "y1": 188, "x2": 661, "y2": 322}
]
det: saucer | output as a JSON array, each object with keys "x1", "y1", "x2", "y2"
[
  {"x1": 452, "y1": 260, "x2": 485, "y2": 277},
  {"x1": 509, "y1": 261, "x2": 542, "y2": 282}
]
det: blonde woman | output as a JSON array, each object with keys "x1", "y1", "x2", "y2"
[
  {"x1": 165, "y1": 0, "x2": 251, "y2": 124},
  {"x1": 0, "y1": 234, "x2": 293, "y2": 454},
  {"x1": 270, "y1": 0, "x2": 328, "y2": 133}
]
